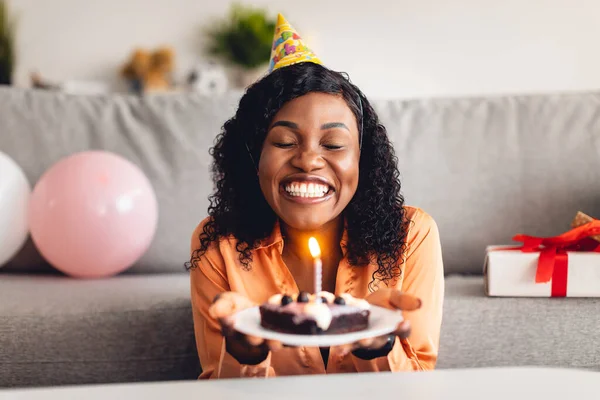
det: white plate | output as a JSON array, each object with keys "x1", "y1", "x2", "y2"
[{"x1": 233, "y1": 305, "x2": 403, "y2": 347}]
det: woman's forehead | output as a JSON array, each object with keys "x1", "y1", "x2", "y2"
[{"x1": 272, "y1": 93, "x2": 357, "y2": 126}]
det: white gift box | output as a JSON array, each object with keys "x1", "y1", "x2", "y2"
[{"x1": 484, "y1": 245, "x2": 600, "y2": 297}]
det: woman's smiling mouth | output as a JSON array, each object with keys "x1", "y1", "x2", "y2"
[{"x1": 279, "y1": 175, "x2": 335, "y2": 204}]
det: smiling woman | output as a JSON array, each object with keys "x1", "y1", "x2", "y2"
[{"x1": 186, "y1": 14, "x2": 444, "y2": 380}]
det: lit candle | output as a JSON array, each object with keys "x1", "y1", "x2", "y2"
[{"x1": 308, "y1": 237, "x2": 322, "y2": 298}]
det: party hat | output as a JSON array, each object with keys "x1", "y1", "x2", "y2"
[{"x1": 269, "y1": 14, "x2": 322, "y2": 72}]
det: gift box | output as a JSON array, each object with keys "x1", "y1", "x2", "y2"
[{"x1": 484, "y1": 212, "x2": 600, "y2": 297}]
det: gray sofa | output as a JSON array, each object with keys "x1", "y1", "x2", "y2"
[{"x1": 2, "y1": 87, "x2": 600, "y2": 388}]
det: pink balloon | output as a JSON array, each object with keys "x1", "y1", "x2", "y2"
[{"x1": 29, "y1": 151, "x2": 158, "y2": 278}]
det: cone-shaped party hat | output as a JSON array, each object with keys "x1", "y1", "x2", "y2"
[{"x1": 268, "y1": 14, "x2": 322, "y2": 72}]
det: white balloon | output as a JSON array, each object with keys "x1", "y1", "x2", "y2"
[{"x1": 0, "y1": 152, "x2": 32, "y2": 267}]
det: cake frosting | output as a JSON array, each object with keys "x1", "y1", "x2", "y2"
[
  {"x1": 339, "y1": 293, "x2": 370, "y2": 310},
  {"x1": 268, "y1": 293, "x2": 284, "y2": 305},
  {"x1": 317, "y1": 291, "x2": 336, "y2": 303},
  {"x1": 303, "y1": 302, "x2": 332, "y2": 330}
]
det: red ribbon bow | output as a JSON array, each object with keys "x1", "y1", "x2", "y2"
[{"x1": 509, "y1": 221, "x2": 600, "y2": 297}]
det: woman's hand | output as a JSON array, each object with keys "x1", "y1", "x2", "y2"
[
  {"x1": 209, "y1": 292, "x2": 283, "y2": 365},
  {"x1": 338, "y1": 289, "x2": 422, "y2": 358}
]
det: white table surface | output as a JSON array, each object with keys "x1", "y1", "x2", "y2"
[{"x1": 1, "y1": 367, "x2": 599, "y2": 400}]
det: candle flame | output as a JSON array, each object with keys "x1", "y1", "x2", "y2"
[{"x1": 308, "y1": 237, "x2": 321, "y2": 258}]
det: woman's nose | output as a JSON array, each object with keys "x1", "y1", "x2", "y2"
[{"x1": 290, "y1": 146, "x2": 325, "y2": 172}]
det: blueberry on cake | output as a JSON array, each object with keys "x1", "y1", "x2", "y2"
[{"x1": 259, "y1": 291, "x2": 370, "y2": 335}]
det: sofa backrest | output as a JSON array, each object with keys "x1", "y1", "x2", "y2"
[
  {"x1": 376, "y1": 93, "x2": 600, "y2": 274},
  {"x1": 0, "y1": 88, "x2": 237, "y2": 274},
  {"x1": 2, "y1": 87, "x2": 599, "y2": 275}
]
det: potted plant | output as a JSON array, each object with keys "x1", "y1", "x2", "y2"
[
  {"x1": 0, "y1": 0, "x2": 15, "y2": 85},
  {"x1": 205, "y1": 4, "x2": 275, "y2": 87}
]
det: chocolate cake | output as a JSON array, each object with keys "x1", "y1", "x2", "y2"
[{"x1": 259, "y1": 291, "x2": 370, "y2": 335}]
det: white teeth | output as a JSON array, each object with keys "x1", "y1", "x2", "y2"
[{"x1": 284, "y1": 181, "x2": 331, "y2": 198}]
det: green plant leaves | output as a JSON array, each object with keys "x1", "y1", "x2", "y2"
[
  {"x1": 205, "y1": 3, "x2": 275, "y2": 69},
  {"x1": 0, "y1": 0, "x2": 15, "y2": 85}
]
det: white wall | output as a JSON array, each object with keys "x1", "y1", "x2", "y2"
[{"x1": 7, "y1": 0, "x2": 600, "y2": 99}]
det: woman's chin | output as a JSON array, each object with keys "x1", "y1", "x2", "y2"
[
  {"x1": 272, "y1": 197, "x2": 345, "y2": 232},
  {"x1": 278, "y1": 215, "x2": 329, "y2": 232},
  {"x1": 277, "y1": 210, "x2": 343, "y2": 233}
]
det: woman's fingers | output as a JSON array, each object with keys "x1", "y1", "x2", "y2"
[
  {"x1": 338, "y1": 334, "x2": 391, "y2": 357},
  {"x1": 389, "y1": 292, "x2": 422, "y2": 311},
  {"x1": 209, "y1": 291, "x2": 255, "y2": 319},
  {"x1": 209, "y1": 298, "x2": 233, "y2": 319},
  {"x1": 245, "y1": 334, "x2": 265, "y2": 347},
  {"x1": 356, "y1": 335, "x2": 393, "y2": 350},
  {"x1": 364, "y1": 289, "x2": 393, "y2": 309},
  {"x1": 218, "y1": 316, "x2": 236, "y2": 337},
  {"x1": 265, "y1": 340, "x2": 284, "y2": 351},
  {"x1": 337, "y1": 342, "x2": 355, "y2": 357},
  {"x1": 218, "y1": 319, "x2": 266, "y2": 348},
  {"x1": 393, "y1": 320, "x2": 411, "y2": 339},
  {"x1": 225, "y1": 332, "x2": 270, "y2": 366},
  {"x1": 365, "y1": 289, "x2": 422, "y2": 311},
  {"x1": 356, "y1": 337, "x2": 375, "y2": 348},
  {"x1": 211, "y1": 293, "x2": 267, "y2": 347}
]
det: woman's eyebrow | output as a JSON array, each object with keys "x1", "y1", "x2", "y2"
[
  {"x1": 270, "y1": 120, "x2": 298, "y2": 130},
  {"x1": 321, "y1": 122, "x2": 349, "y2": 131}
]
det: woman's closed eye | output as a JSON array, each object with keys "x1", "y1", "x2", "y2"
[
  {"x1": 322, "y1": 142, "x2": 345, "y2": 150},
  {"x1": 273, "y1": 142, "x2": 296, "y2": 149}
]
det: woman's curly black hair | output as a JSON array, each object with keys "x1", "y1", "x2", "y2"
[{"x1": 187, "y1": 62, "x2": 409, "y2": 291}]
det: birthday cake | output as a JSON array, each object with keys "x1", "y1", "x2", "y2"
[{"x1": 259, "y1": 291, "x2": 370, "y2": 335}]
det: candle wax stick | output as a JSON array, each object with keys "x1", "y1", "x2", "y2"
[{"x1": 314, "y1": 257, "x2": 322, "y2": 296}]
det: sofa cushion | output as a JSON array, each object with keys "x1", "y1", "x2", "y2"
[
  {"x1": 438, "y1": 275, "x2": 600, "y2": 370},
  {"x1": 0, "y1": 273, "x2": 200, "y2": 387},
  {"x1": 3, "y1": 273, "x2": 598, "y2": 387}
]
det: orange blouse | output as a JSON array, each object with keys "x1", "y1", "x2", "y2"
[{"x1": 189, "y1": 206, "x2": 444, "y2": 379}]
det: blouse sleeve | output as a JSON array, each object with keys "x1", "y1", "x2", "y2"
[
  {"x1": 189, "y1": 221, "x2": 275, "y2": 378},
  {"x1": 352, "y1": 208, "x2": 445, "y2": 372}
]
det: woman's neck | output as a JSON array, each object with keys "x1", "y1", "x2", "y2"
[{"x1": 280, "y1": 217, "x2": 344, "y2": 261}]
